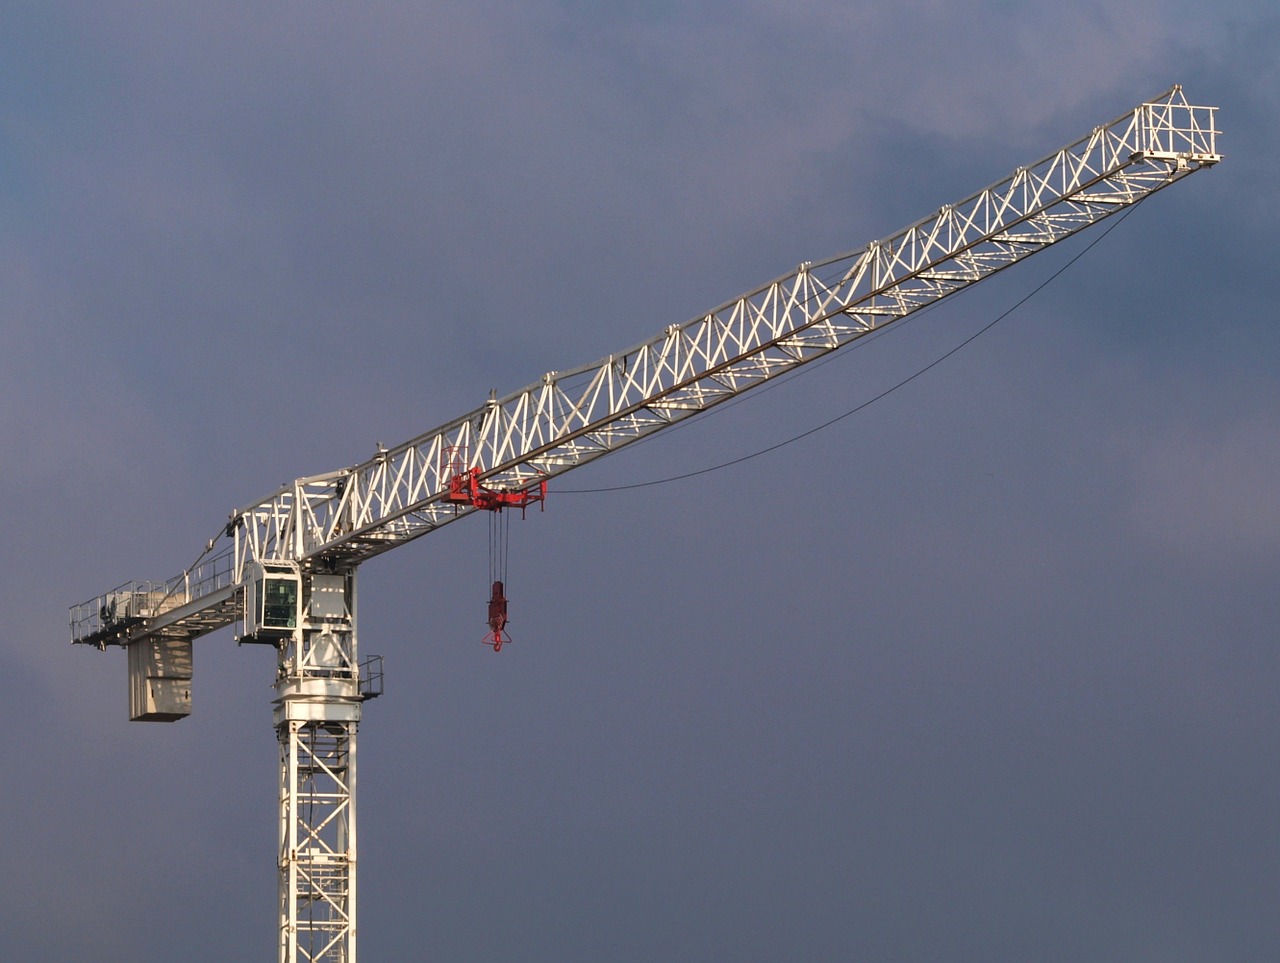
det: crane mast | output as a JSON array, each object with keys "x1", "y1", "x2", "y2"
[{"x1": 69, "y1": 87, "x2": 1219, "y2": 963}]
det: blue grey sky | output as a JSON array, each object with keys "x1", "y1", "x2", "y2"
[{"x1": 4, "y1": 2, "x2": 1277, "y2": 960}]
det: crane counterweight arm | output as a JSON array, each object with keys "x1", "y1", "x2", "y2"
[{"x1": 70, "y1": 85, "x2": 1219, "y2": 650}]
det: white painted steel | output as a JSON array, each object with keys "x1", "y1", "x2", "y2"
[
  {"x1": 66, "y1": 86, "x2": 1220, "y2": 963},
  {"x1": 279, "y1": 720, "x2": 358, "y2": 962},
  {"x1": 68, "y1": 87, "x2": 1218, "y2": 652},
  {"x1": 275, "y1": 570, "x2": 362, "y2": 963}
]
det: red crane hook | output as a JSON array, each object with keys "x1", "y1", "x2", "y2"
[{"x1": 483, "y1": 580, "x2": 510, "y2": 651}]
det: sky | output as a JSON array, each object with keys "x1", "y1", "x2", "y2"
[{"x1": 3, "y1": 1, "x2": 1278, "y2": 960}]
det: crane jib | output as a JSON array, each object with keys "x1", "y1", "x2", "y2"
[
  {"x1": 65, "y1": 84, "x2": 1220, "y2": 963},
  {"x1": 70, "y1": 84, "x2": 1220, "y2": 655}
]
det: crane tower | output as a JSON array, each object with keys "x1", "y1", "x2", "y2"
[{"x1": 70, "y1": 87, "x2": 1219, "y2": 962}]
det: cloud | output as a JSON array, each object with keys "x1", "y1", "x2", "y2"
[
  {"x1": 4, "y1": 2, "x2": 1277, "y2": 960},
  {"x1": 1126, "y1": 407, "x2": 1280, "y2": 560}
]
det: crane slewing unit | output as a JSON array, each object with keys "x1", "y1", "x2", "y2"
[{"x1": 69, "y1": 86, "x2": 1219, "y2": 963}]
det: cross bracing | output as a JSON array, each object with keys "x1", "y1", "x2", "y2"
[
  {"x1": 67, "y1": 85, "x2": 1220, "y2": 963},
  {"x1": 280, "y1": 722, "x2": 356, "y2": 963},
  {"x1": 70, "y1": 85, "x2": 1218, "y2": 653}
]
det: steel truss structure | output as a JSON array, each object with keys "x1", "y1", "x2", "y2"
[
  {"x1": 69, "y1": 87, "x2": 1219, "y2": 963},
  {"x1": 279, "y1": 720, "x2": 358, "y2": 961},
  {"x1": 273, "y1": 568, "x2": 363, "y2": 962}
]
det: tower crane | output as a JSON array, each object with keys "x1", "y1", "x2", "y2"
[{"x1": 69, "y1": 86, "x2": 1219, "y2": 963}]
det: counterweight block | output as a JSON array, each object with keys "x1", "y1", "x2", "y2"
[{"x1": 128, "y1": 636, "x2": 193, "y2": 721}]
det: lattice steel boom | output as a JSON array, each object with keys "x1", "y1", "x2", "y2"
[{"x1": 68, "y1": 86, "x2": 1219, "y2": 963}]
